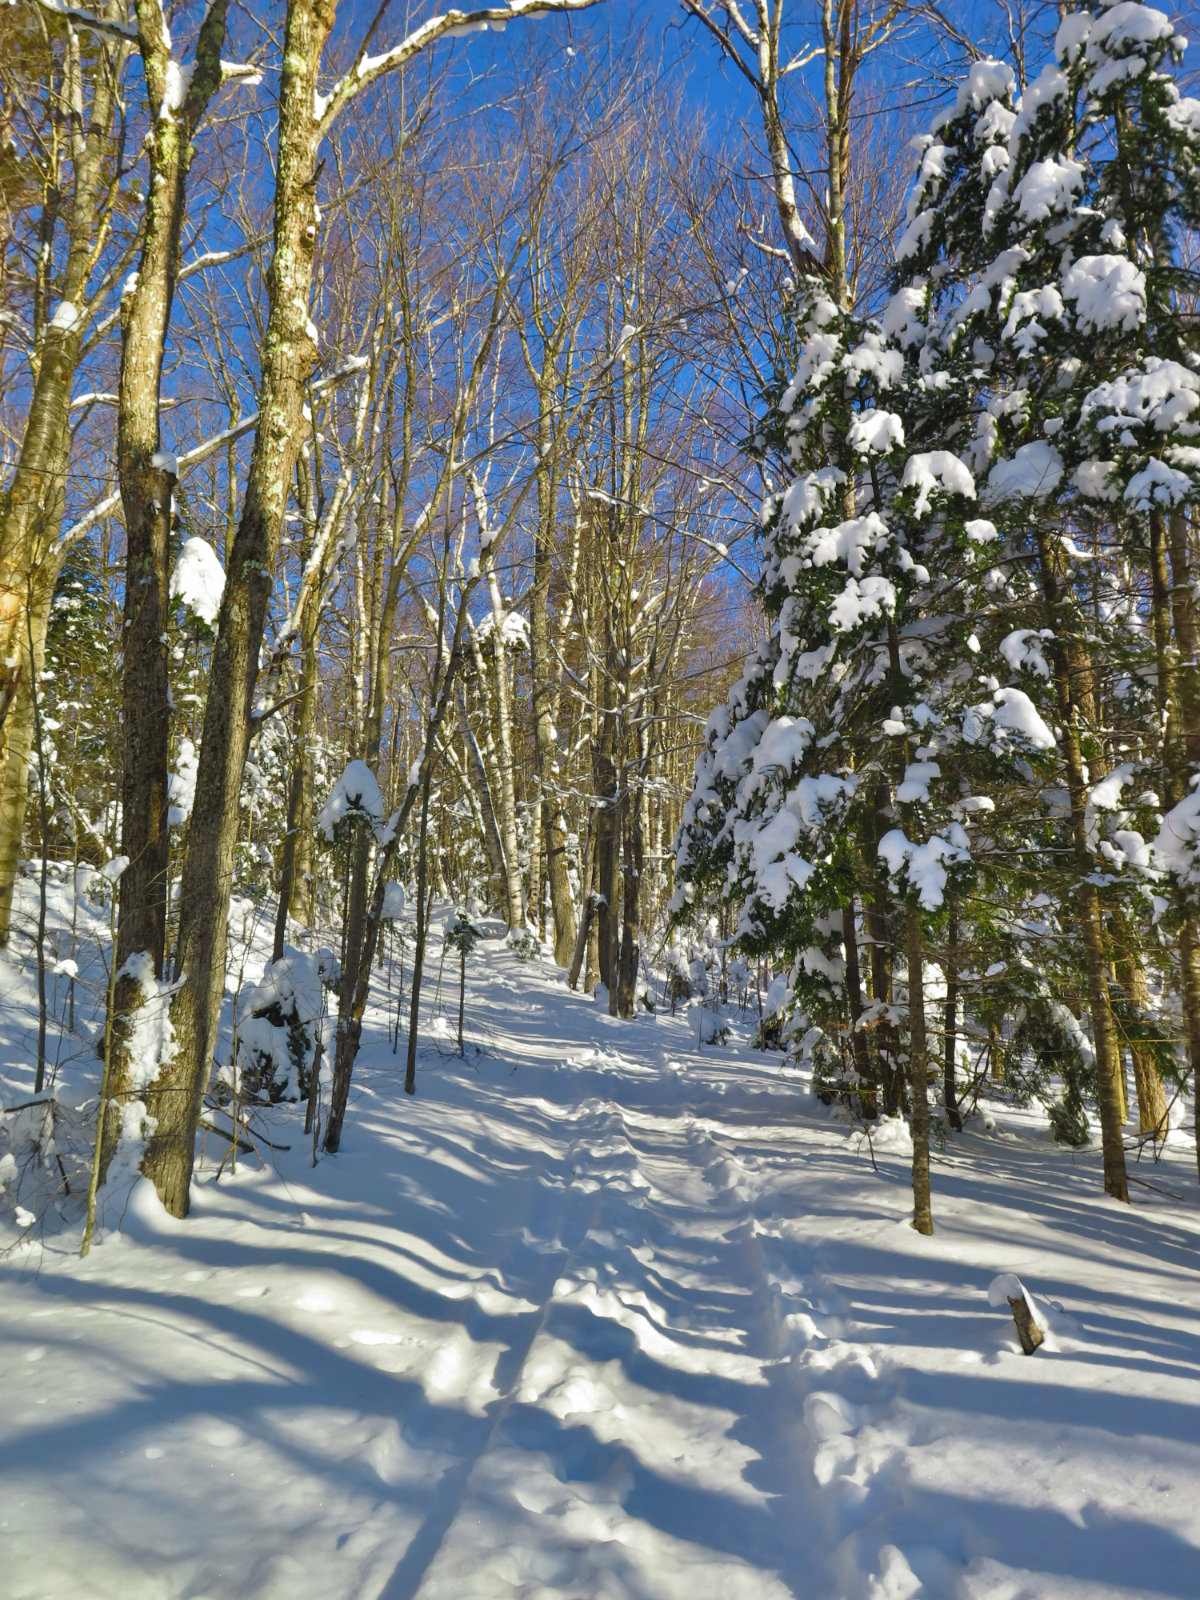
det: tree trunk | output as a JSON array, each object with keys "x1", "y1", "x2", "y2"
[
  {"x1": 109, "y1": 3, "x2": 232, "y2": 1181},
  {"x1": 486, "y1": 572, "x2": 526, "y2": 930},
  {"x1": 905, "y1": 902, "x2": 933, "y2": 1234},
  {"x1": 617, "y1": 762, "x2": 643, "y2": 1017},
  {"x1": 458, "y1": 947, "x2": 466, "y2": 1055},
  {"x1": 1035, "y1": 524, "x2": 1128, "y2": 1202},
  {"x1": 593, "y1": 721, "x2": 618, "y2": 994},
  {"x1": 143, "y1": 0, "x2": 335, "y2": 1216},
  {"x1": 457, "y1": 680, "x2": 506, "y2": 895},
  {"x1": 1164, "y1": 508, "x2": 1200, "y2": 1187},
  {"x1": 0, "y1": 403, "x2": 74, "y2": 946},
  {"x1": 569, "y1": 834, "x2": 595, "y2": 993},
  {"x1": 528, "y1": 455, "x2": 576, "y2": 960},
  {"x1": 0, "y1": 562, "x2": 58, "y2": 947},
  {"x1": 402, "y1": 750, "x2": 435, "y2": 1099},
  {"x1": 821, "y1": 0, "x2": 853, "y2": 304},
  {"x1": 324, "y1": 595, "x2": 477, "y2": 1149},
  {"x1": 528, "y1": 778, "x2": 545, "y2": 939},
  {"x1": 1116, "y1": 948, "x2": 1169, "y2": 1138},
  {"x1": 0, "y1": 34, "x2": 129, "y2": 943},
  {"x1": 865, "y1": 791, "x2": 901, "y2": 1112},
  {"x1": 273, "y1": 614, "x2": 319, "y2": 959},
  {"x1": 943, "y1": 900, "x2": 963, "y2": 1132},
  {"x1": 842, "y1": 898, "x2": 873, "y2": 1106}
]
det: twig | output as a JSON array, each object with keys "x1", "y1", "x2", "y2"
[{"x1": 1, "y1": 1096, "x2": 57, "y2": 1115}]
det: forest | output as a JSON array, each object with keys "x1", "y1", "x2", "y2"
[{"x1": 2, "y1": 2, "x2": 1200, "y2": 1597}]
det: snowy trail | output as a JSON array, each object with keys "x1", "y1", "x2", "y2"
[
  {"x1": 3, "y1": 931, "x2": 1200, "y2": 1599},
  {"x1": 406, "y1": 1084, "x2": 810, "y2": 1599}
]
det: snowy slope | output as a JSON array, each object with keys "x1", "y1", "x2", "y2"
[{"x1": 2, "y1": 910, "x2": 1200, "y2": 1600}]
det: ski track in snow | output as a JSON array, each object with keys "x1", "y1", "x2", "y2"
[{"x1": 2, "y1": 918, "x2": 1200, "y2": 1599}]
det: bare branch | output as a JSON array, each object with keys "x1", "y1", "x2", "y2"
[{"x1": 316, "y1": 0, "x2": 606, "y2": 137}]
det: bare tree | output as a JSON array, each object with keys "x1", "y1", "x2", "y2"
[
  {"x1": 0, "y1": 2, "x2": 137, "y2": 943},
  {"x1": 141, "y1": 0, "x2": 604, "y2": 1216}
]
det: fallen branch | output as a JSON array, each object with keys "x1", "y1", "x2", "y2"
[
  {"x1": 1126, "y1": 1173, "x2": 1186, "y2": 1202},
  {"x1": 203, "y1": 1104, "x2": 292, "y2": 1151},
  {"x1": 200, "y1": 1119, "x2": 255, "y2": 1155}
]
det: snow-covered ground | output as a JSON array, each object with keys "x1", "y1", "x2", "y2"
[{"x1": 2, "y1": 887, "x2": 1200, "y2": 1599}]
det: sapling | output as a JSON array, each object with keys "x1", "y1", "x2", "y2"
[
  {"x1": 28, "y1": 590, "x2": 50, "y2": 1095},
  {"x1": 445, "y1": 912, "x2": 484, "y2": 1056}
]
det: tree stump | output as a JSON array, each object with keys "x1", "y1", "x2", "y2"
[
  {"x1": 1007, "y1": 1291, "x2": 1045, "y2": 1355},
  {"x1": 988, "y1": 1273, "x2": 1045, "y2": 1355}
]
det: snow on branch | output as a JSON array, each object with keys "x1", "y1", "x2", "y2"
[
  {"x1": 56, "y1": 357, "x2": 368, "y2": 553},
  {"x1": 33, "y1": 0, "x2": 137, "y2": 41},
  {"x1": 316, "y1": 0, "x2": 605, "y2": 134},
  {"x1": 220, "y1": 60, "x2": 264, "y2": 87}
]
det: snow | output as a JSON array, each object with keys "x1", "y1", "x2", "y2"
[
  {"x1": 222, "y1": 59, "x2": 264, "y2": 88},
  {"x1": 1055, "y1": 10, "x2": 1093, "y2": 65},
  {"x1": 976, "y1": 98, "x2": 1016, "y2": 147},
  {"x1": 1011, "y1": 156, "x2": 1085, "y2": 223},
  {"x1": 986, "y1": 440, "x2": 1064, "y2": 501},
  {"x1": 114, "y1": 950, "x2": 177, "y2": 1095},
  {"x1": 237, "y1": 949, "x2": 327, "y2": 1102},
  {"x1": 1088, "y1": 0, "x2": 1176, "y2": 58},
  {"x1": 160, "y1": 59, "x2": 194, "y2": 119},
  {"x1": 1167, "y1": 95, "x2": 1200, "y2": 136},
  {"x1": 999, "y1": 627, "x2": 1052, "y2": 676},
  {"x1": 901, "y1": 450, "x2": 976, "y2": 516},
  {"x1": 847, "y1": 408, "x2": 904, "y2": 457},
  {"x1": 962, "y1": 686, "x2": 1056, "y2": 752},
  {"x1": 746, "y1": 715, "x2": 815, "y2": 786},
  {"x1": 167, "y1": 738, "x2": 197, "y2": 827},
  {"x1": 803, "y1": 511, "x2": 889, "y2": 577},
  {"x1": 895, "y1": 760, "x2": 940, "y2": 804},
  {"x1": 778, "y1": 467, "x2": 845, "y2": 535},
  {"x1": 48, "y1": 300, "x2": 79, "y2": 331},
  {"x1": 955, "y1": 57, "x2": 1015, "y2": 116},
  {"x1": 1151, "y1": 787, "x2": 1200, "y2": 887},
  {"x1": 733, "y1": 807, "x2": 814, "y2": 910},
  {"x1": 1081, "y1": 359, "x2": 1200, "y2": 437},
  {"x1": 170, "y1": 536, "x2": 226, "y2": 627},
  {"x1": 317, "y1": 759, "x2": 385, "y2": 841},
  {"x1": 880, "y1": 283, "x2": 927, "y2": 348},
  {"x1": 1125, "y1": 456, "x2": 1195, "y2": 509},
  {"x1": 877, "y1": 825, "x2": 970, "y2": 908},
  {"x1": 827, "y1": 574, "x2": 897, "y2": 633},
  {"x1": 1072, "y1": 458, "x2": 1120, "y2": 501},
  {"x1": 474, "y1": 608, "x2": 531, "y2": 651},
  {"x1": 1009, "y1": 65, "x2": 1070, "y2": 146},
  {"x1": 1002, "y1": 284, "x2": 1063, "y2": 354},
  {"x1": 895, "y1": 209, "x2": 932, "y2": 263},
  {"x1": 1061, "y1": 254, "x2": 1146, "y2": 335},
  {"x1": 986, "y1": 1270, "x2": 1027, "y2": 1307},
  {"x1": 1, "y1": 890, "x2": 1200, "y2": 1599}
]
